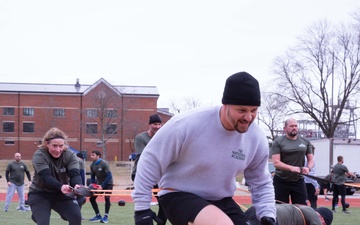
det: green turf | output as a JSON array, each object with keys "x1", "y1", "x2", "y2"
[{"x1": 1, "y1": 201, "x2": 359, "y2": 224}]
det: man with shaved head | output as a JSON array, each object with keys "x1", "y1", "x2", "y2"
[
  {"x1": 4, "y1": 152, "x2": 32, "y2": 212},
  {"x1": 271, "y1": 118, "x2": 314, "y2": 205}
]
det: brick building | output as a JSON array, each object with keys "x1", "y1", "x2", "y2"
[{"x1": 0, "y1": 78, "x2": 172, "y2": 161}]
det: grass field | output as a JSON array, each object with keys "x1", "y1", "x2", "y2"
[{"x1": 1, "y1": 201, "x2": 360, "y2": 225}]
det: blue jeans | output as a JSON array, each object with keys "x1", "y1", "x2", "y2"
[{"x1": 4, "y1": 183, "x2": 25, "y2": 211}]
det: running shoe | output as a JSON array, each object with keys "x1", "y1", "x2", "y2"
[
  {"x1": 89, "y1": 215, "x2": 102, "y2": 222},
  {"x1": 101, "y1": 215, "x2": 108, "y2": 223}
]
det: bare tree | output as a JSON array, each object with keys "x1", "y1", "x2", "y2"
[
  {"x1": 183, "y1": 96, "x2": 202, "y2": 111},
  {"x1": 169, "y1": 96, "x2": 202, "y2": 114},
  {"x1": 272, "y1": 15, "x2": 360, "y2": 138},
  {"x1": 85, "y1": 89, "x2": 128, "y2": 160},
  {"x1": 258, "y1": 91, "x2": 290, "y2": 140}
]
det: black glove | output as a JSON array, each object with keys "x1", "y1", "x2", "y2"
[
  {"x1": 260, "y1": 216, "x2": 276, "y2": 225},
  {"x1": 134, "y1": 209, "x2": 163, "y2": 225}
]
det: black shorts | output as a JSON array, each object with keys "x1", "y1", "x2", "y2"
[{"x1": 158, "y1": 192, "x2": 247, "y2": 225}]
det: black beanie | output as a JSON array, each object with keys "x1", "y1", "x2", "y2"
[
  {"x1": 149, "y1": 114, "x2": 162, "y2": 124},
  {"x1": 315, "y1": 207, "x2": 333, "y2": 225},
  {"x1": 222, "y1": 72, "x2": 261, "y2": 106}
]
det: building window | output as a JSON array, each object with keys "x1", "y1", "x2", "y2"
[
  {"x1": 3, "y1": 122, "x2": 15, "y2": 132},
  {"x1": 105, "y1": 109, "x2": 117, "y2": 118},
  {"x1": 23, "y1": 122, "x2": 35, "y2": 133},
  {"x1": 86, "y1": 109, "x2": 98, "y2": 118},
  {"x1": 106, "y1": 124, "x2": 117, "y2": 134},
  {"x1": 96, "y1": 141, "x2": 103, "y2": 147},
  {"x1": 23, "y1": 108, "x2": 34, "y2": 116},
  {"x1": 3, "y1": 107, "x2": 15, "y2": 115},
  {"x1": 4, "y1": 140, "x2": 15, "y2": 145},
  {"x1": 54, "y1": 108, "x2": 65, "y2": 117},
  {"x1": 86, "y1": 123, "x2": 98, "y2": 134}
]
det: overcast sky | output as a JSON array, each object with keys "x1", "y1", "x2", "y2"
[{"x1": 1, "y1": 1, "x2": 359, "y2": 109}]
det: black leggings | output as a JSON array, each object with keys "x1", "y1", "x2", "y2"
[
  {"x1": 28, "y1": 192, "x2": 81, "y2": 225},
  {"x1": 89, "y1": 184, "x2": 113, "y2": 215},
  {"x1": 332, "y1": 184, "x2": 346, "y2": 210}
]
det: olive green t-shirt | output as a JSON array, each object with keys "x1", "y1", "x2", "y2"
[
  {"x1": 271, "y1": 136, "x2": 312, "y2": 181},
  {"x1": 332, "y1": 163, "x2": 349, "y2": 184},
  {"x1": 6, "y1": 161, "x2": 31, "y2": 186}
]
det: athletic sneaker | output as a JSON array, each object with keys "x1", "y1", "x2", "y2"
[
  {"x1": 342, "y1": 210, "x2": 351, "y2": 214},
  {"x1": 89, "y1": 215, "x2": 102, "y2": 222},
  {"x1": 17, "y1": 206, "x2": 31, "y2": 212},
  {"x1": 101, "y1": 215, "x2": 108, "y2": 223}
]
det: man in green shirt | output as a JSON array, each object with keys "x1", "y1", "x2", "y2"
[
  {"x1": 271, "y1": 118, "x2": 314, "y2": 205},
  {"x1": 4, "y1": 152, "x2": 32, "y2": 212},
  {"x1": 133, "y1": 114, "x2": 166, "y2": 225},
  {"x1": 332, "y1": 155, "x2": 356, "y2": 214}
]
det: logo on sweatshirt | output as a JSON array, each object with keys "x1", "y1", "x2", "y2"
[{"x1": 232, "y1": 149, "x2": 246, "y2": 160}]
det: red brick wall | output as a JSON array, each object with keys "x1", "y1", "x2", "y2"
[{"x1": 0, "y1": 83, "x2": 170, "y2": 161}]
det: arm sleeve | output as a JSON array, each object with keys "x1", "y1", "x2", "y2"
[
  {"x1": 25, "y1": 170, "x2": 31, "y2": 181},
  {"x1": 68, "y1": 168, "x2": 83, "y2": 187},
  {"x1": 90, "y1": 170, "x2": 96, "y2": 184},
  {"x1": 23, "y1": 164, "x2": 31, "y2": 181},
  {"x1": 101, "y1": 171, "x2": 113, "y2": 188},
  {"x1": 270, "y1": 137, "x2": 282, "y2": 155},
  {"x1": 38, "y1": 168, "x2": 63, "y2": 191},
  {"x1": 80, "y1": 169, "x2": 85, "y2": 185},
  {"x1": 5, "y1": 170, "x2": 10, "y2": 182}
]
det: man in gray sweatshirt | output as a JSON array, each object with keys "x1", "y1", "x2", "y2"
[{"x1": 132, "y1": 72, "x2": 276, "y2": 225}]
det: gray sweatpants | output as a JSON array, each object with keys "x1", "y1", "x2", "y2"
[{"x1": 4, "y1": 183, "x2": 26, "y2": 211}]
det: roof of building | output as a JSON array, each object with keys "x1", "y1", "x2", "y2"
[{"x1": 0, "y1": 78, "x2": 159, "y2": 96}]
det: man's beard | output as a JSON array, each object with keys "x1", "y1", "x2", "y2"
[
  {"x1": 288, "y1": 131, "x2": 297, "y2": 137},
  {"x1": 233, "y1": 119, "x2": 253, "y2": 133}
]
